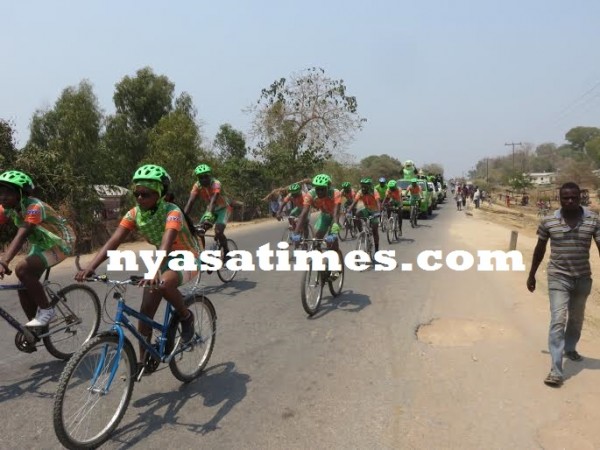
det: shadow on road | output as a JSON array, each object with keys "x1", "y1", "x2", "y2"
[
  {"x1": 308, "y1": 289, "x2": 371, "y2": 320},
  {"x1": 110, "y1": 361, "x2": 250, "y2": 448},
  {"x1": 201, "y1": 277, "x2": 258, "y2": 298},
  {"x1": 563, "y1": 354, "x2": 600, "y2": 380},
  {"x1": 0, "y1": 358, "x2": 64, "y2": 403}
]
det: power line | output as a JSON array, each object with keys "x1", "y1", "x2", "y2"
[{"x1": 505, "y1": 142, "x2": 522, "y2": 172}]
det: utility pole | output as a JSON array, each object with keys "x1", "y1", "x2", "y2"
[{"x1": 505, "y1": 142, "x2": 522, "y2": 172}]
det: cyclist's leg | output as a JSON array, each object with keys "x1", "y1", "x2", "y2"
[
  {"x1": 313, "y1": 213, "x2": 330, "y2": 239},
  {"x1": 214, "y1": 207, "x2": 230, "y2": 253},
  {"x1": 16, "y1": 245, "x2": 67, "y2": 320},
  {"x1": 370, "y1": 212, "x2": 380, "y2": 252}
]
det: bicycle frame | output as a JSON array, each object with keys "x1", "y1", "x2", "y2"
[
  {"x1": 98, "y1": 290, "x2": 192, "y2": 392},
  {"x1": 0, "y1": 268, "x2": 53, "y2": 343}
]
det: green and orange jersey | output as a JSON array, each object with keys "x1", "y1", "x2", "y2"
[
  {"x1": 354, "y1": 189, "x2": 380, "y2": 211},
  {"x1": 283, "y1": 193, "x2": 304, "y2": 209},
  {"x1": 407, "y1": 185, "x2": 422, "y2": 198},
  {"x1": 374, "y1": 184, "x2": 388, "y2": 200},
  {"x1": 0, "y1": 198, "x2": 74, "y2": 253},
  {"x1": 303, "y1": 188, "x2": 342, "y2": 215},
  {"x1": 341, "y1": 188, "x2": 355, "y2": 204},
  {"x1": 190, "y1": 178, "x2": 231, "y2": 210},
  {"x1": 119, "y1": 202, "x2": 199, "y2": 256},
  {"x1": 384, "y1": 188, "x2": 402, "y2": 204}
]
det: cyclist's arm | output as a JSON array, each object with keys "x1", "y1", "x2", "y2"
[
  {"x1": 332, "y1": 203, "x2": 341, "y2": 229},
  {"x1": 294, "y1": 205, "x2": 311, "y2": 235},
  {"x1": 276, "y1": 198, "x2": 289, "y2": 217},
  {"x1": 77, "y1": 226, "x2": 131, "y2": 278},
  {"x1": 0, "y1": 225, "x2": 32, "y2": 269},
  {"x1": 183, "y1": 191, "x2": 198, "y2": 216},
  {"x1": 206, "y1": 192, "x2": 220, "y2": 215}
]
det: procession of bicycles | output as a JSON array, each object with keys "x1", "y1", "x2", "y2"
[{"x1": 0, "y1": 160, "x2": 447, "y2": 448}]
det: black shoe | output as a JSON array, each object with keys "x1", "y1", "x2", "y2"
[
  {"x1": 180, "y1": 310, "x2": 195, "y2": 344},
  {"x1": 564, "y1": 350, "x2": 583, "y2": 361},
  {"x1": 543, "y1": 372, "x2": 563, "y2": 387}
]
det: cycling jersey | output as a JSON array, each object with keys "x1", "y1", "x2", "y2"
[
  {"x1": 119, "y1": 201, "x2": 200, "y2": 256},
  {"x1": 374, "y1": 184, "x2": 387, "y2": 200},
  {"x1": 354, "y1": 190, "x2": 380, "y2": 211},
  {"x1": 385, "y1": 189, "x2": 402, "y2": 207},
  {"x1": 283, "y1": 193, "x2": 304, "y2": 216},
  {"x1": 341, "y1": 189, "x2": 355, "y2": 204},
  {"x1": 0, "y1": 199, "x2": 74, "y2": 255},
  {"x1": 303, "y1": 188, "x2": 342, "y2": 215},
  {"x1": 191, "y1": 178, "x2": 230, "y2": 210}
]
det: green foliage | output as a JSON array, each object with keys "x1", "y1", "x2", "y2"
[
  {"x1": 145, "y1": 108, "x2": 207, "y2": 204},
  {"x1": 250, "y1": 67, "x2": 366, "y2": 186},
  {"x1": 0, "y1": 119, "x2": 18, "y2": 170},
  {"x1": 565, "y1": 126, "x2": 600, "y2": 153},
  {"x1": 215, "y1": 123, "x2": 247, "y2": 160},
  {"x1": 359, "y1": 154, "x2": 403, "y2": 180}
]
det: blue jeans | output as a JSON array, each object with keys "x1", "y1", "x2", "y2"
[{"x1": 547, "y1": 274, "x2": 592, "y2": 377}]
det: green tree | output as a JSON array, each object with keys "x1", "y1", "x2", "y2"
[
  {"x1": 104, "y1": 67, "x2": 176, "y2": 185},
  {"x1": 19, "y1": 80, "x2": 104, "y2": 249},
  {"x1": 358, "y1": 154, "x2": 403, "y2": 180},
  {"x1": 0, "y1": 118, "x2": 18, "y2": 169},
  {"x1": 249, "y1": 67, "x2": 366, "y2": 185},
  {"x1": 565, "y1": 126, "x2": 600, "y2": 153},
  {"x1": 214, "y1": 123, "x2": 247, "y2": 160},
  {"x1": 146, "y1": 105, "x2": 207, "y2": 204}
]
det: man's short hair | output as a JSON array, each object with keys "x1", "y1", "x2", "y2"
[{"x1": 559, "y1": 182, "x2": 580, "y2": 195}]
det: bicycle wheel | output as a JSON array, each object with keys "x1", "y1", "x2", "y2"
[
  {"x1": 53, "y1": 333, "x2": 136, "y2": 450},
  {"x1": 380, "y1": 212, "x2": 387, "y2": 232},
  {"x1": 386, "y1": 217, "x2": 395, "y2": 244},
  {"x1": 217, "y1": 238, "x2": 238, "y2": 283},
  {"x1": 356, "y1": 231, "x2": 367, "y2": 252},
  {"x1": 44, "y1": 284, "x2": 102, "y2": 360},
  {"x1": 301, "y1": 266, "x2": 323, "y2": 316},
  {"x1": 327, "y1": 249, "x2": 345, "y2": 297},
  {"x1": 281, "y1": 226, "x2": 292, "y2": 244},
  {"x1": 168, "y1": 294, "x2": 217, "y2": 383}
]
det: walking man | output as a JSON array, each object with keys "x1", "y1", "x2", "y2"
[{"x1": 527, "y1": 182, "x2": 600, "y2": 387}]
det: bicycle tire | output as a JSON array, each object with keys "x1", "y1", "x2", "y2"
[
  {"x1": 217, "y1": 238, "x2": 238, "y2": 283},
  {"x1": 168, "y1": 294, "x2": 217, "y2": 383},
  {"x1": 327, "y1": 249, "x2": 345, "y2": 297},
  {"x1": 53, "y1": 332, "x2": 136, "y2": 450},
  {"x1": 44, "y1": 284, "x2": 102, "y2": 360},
  {"x1": 356, "y1": 231, "x2": 367, "y2": 252},
  {"x1": 301, "y1": 266, "x2": 323, "y2": 316},
  {"x1": 386, "y1": 217, "x2": 395, "y2": 244}
]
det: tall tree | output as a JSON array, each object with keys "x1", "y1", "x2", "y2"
[
  {"x1": 0, "y1": 119, "x2": 18, "y2": 169},
  {"x1": 565, "y1": 126, "x2": 600, "y2": 153},
  {"x1": 214, "y1": 124, "x2": 247, "y2": 160},
  {"x1": 104, "y1": 67, "x2": 176, "y2": 184},
  {"x1": 249, "y1": 67, "x2": 366, "y2": 185},
  {"x1": 359, "y1": 154, "x2": 403, "y2": 180}
]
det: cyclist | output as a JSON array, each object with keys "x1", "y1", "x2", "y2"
[
  {"x1": 407, "y1": 178, "x2": 422, "y2": 217},
  {"x1": 375, "y1": 177, "x2": 388, "y2": 202},
  {"x1": 75, "y1": 164, "x2": 199, "y2": 367},
  {"x1": 382, "y1": 179, "x2": 403, "y2": 235},
  {"x1": 0, "y1": 170, "x2": 74, "y2": 327},
  {"x1": 346, "y1": 178, "x2": 381, "y2": 253},
  {"x1": 277, "y1": 183, "x2": 310, "y2": 238},
  {"x1": 292, "y1": 174, "x2": 342, "y2": 251},
  {"x1": 184, "y1": 164, "x2": 232, "y2": 254}
]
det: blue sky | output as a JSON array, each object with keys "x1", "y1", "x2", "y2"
[{"x1": 3, "y1": 0, "x2": 600, "y2": 178}]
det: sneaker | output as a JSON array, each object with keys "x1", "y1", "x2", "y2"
[
  {"x1": 564, "y1": 350, "x2": 583, "y2": 361},
  {"x1": 180, "y1": 309, "x2": 195, "y2": 344},
  {"x1": 25, "y1": 307, "x2": 56, "y2": 327},
  {"x1": 543, "y1": 372, "x2": 563, "y2": 387}
]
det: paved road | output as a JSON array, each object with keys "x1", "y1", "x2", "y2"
[{"x1": 1, "y1": 203, "x2": 576, "y2": 449}]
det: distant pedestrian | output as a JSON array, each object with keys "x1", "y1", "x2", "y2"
[
  {"x1": 454, "y1": 190, "x2": 462, "y2": 211},
  {"x1": 527, "y1": 182, "x2": 600, "y2": 387}
]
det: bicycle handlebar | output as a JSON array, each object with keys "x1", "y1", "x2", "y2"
[{"x1": 82, "y1": 274, "x2": 145, "y2": 285}]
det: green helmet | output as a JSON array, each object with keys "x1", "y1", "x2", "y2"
[
  {"x1": 341, "y1": 182, "x2": 351, "y2": 189},
  {"x1": 411, "y1": 178, "x2": 418, "y2": 183},
  {"x1": 312, "y1": 173, "x2": 331, "y2": 187},
  {"x1": 360, "y1": 177, "x2": 372, "y2": 185},
  {"x1": 132, "y1": 164, "x2": 171, "y2": 193},
  {"x1": 0, "y1": 170, "x2": 34, "y2": 194},
  {"x1": 194, "y1": 164, "x2": 212, "y2": 176},
  {"x1": 387, "y1": 180, "x2": 397, "y2": 189},
  {"x1": 289, "y1": 183, "x2": 301, "y2": 193}
]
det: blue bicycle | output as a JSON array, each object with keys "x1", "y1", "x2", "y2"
[{"x1": 52, "y1": 274, "x2": 217, "y2": 449}]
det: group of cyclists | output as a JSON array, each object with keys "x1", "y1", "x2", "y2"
[
  {"x1": 0, "y1": 163, "x2": 230, "y2": 372},
  {"x1": 276, "y1": 174, "x2": 425, "y2": 254}
]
